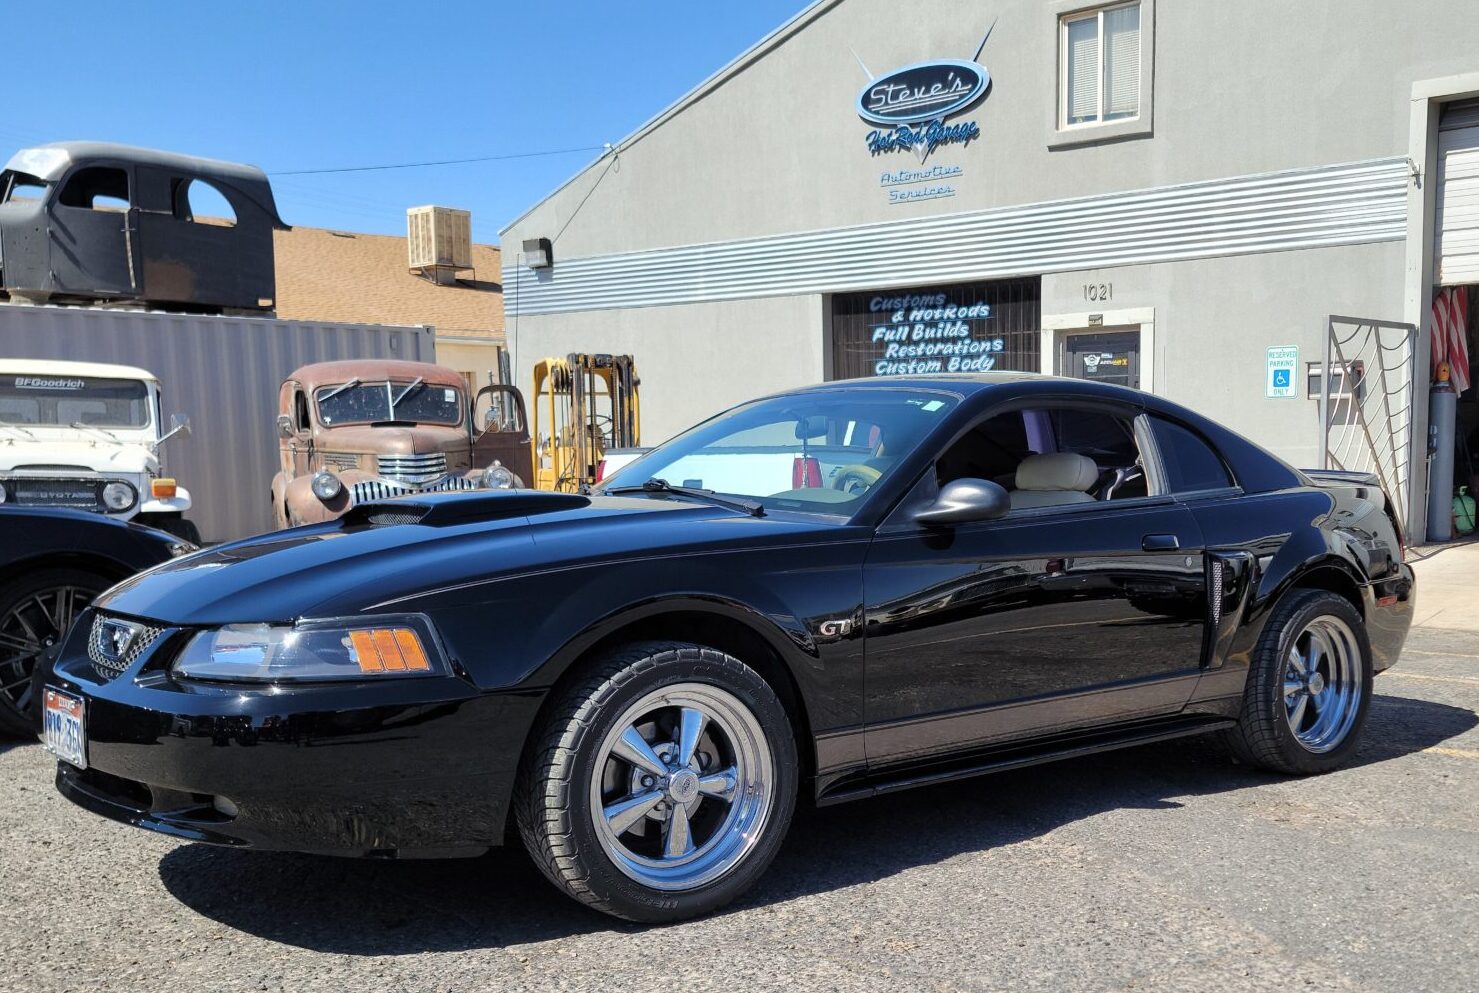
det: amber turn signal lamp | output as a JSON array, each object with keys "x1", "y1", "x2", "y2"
[
  {"x1": 348, "y1": 628, "x2": 432, "y2": 673},
  {"x1": 151, "y1": 478, "x2": 178, "y2": 499}
]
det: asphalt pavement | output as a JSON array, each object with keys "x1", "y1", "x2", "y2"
[{"x1": 2, "y1": 626, "x2": 1475, "y2": 993}]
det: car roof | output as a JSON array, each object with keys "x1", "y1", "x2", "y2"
[
  {"x1": 0, "y1": 358, "x2": 158, "y2": 381},
  {"x1": 287, "y1": 359, "x2": 467, "y2": 392}
]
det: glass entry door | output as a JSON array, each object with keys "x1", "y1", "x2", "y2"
[{"x1": 1062, "y1": 329, "x2": 1140, "y2": 388}]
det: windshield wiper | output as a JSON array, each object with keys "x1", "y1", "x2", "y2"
[
  {"x1": 319, "y1": 378, "x2": 361, "y2": 402},
  {"x1": 71, "y1": 422, "x2": 121, "y2": 443},
  {"x1": 0, "y1": 423, "x2": 36, "y2": 441},
  {"x1": 390, "y1": 377, "x2": 424, "y2": 409},
  {"x1": 607, "y1": 477, "x2": 765, "y2": 517}
]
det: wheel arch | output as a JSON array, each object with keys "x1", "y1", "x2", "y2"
[
  {"x1": 1271, "y1": 557, "x2": 1368, "y2": 620},
  {"x1": 0, "y1": 552, "x2": 134, "y2": 591},
  {"x1": 517, "y1": 597, "x2": 819, "y2": 793}
]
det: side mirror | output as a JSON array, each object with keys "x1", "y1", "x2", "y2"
[
  {"x1": 914, "y1": 478, "x2": 1010, "y2": 528},
  {"x1": 276, "y1": 414, "x2": 294, "y2": 439},
  {"x1": 156, "y1": 413, "x2": 192, "y2": 446}
]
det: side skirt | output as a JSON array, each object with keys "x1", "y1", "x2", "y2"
[{"x1": 816, "y1": 714, "x2": 1236, "y2": 806}]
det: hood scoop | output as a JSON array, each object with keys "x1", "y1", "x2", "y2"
[{"x1": 343, "y1": 489, "x2": 591, "y2": 528}]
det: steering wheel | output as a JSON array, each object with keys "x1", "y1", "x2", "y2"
[{"x1": 831, "y1": 463, "x2": 882, "y2": 495}]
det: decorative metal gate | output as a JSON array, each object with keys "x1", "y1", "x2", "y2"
[{"x1": 1318, "y1": 316, "x2": 1418, "y2": 520}]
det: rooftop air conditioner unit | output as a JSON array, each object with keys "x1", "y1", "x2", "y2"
[{"x1": 407, "y1": 206, "x2": 473, "y2": 280}]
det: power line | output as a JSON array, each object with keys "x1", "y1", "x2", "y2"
[{"x1": 270, "y1": 145, "x2": 607, "y2": 176}]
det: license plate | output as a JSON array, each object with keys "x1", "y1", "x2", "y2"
[{"x1": 42, "y1": 688, "x2": 87, "y2": 769}]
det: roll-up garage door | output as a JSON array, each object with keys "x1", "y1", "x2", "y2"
[{"x1": 1437, "y1": 100, "x2": 1479, "y2": 285}]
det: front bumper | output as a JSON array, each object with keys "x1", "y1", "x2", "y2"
[{"x1": 47, "y1": 611, "x2": 541, "y2": 858}]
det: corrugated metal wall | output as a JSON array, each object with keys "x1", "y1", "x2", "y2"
[
  {"x1": 505, "y1": 157, "x2": 1409, "y2": 316},
  {"x1": 0, "y1": 306, "x2": 433, "y2": 542}
]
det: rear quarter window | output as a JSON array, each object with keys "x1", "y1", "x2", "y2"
[{"x1": 1151, "y1": 417, "x2": 1233, "y2": 493}]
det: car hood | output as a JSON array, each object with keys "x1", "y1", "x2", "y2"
[
  {"x1": 0, "y1": 440, "x2": 156, "y2": 474},
  {"x1": 97, "y1": 490, "x2": 841, "y2": 625},
  {"x1": 313, "y1": 424, "x2": 468, "y2": 456}
]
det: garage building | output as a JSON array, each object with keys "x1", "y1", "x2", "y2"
[{"x1": 501, "y1": 0, "x2": 1479, "y2": 540}]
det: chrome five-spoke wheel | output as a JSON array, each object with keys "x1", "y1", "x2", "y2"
[
  {"x1": 590, "y1": 682, "x2": 775, "y2": 891},
  {"x1": 1282, "y1": 614, "x2": 1362, "y2": 753}
]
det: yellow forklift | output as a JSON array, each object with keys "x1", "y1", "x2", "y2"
[{"x1": 530, "y1": 353, "x2": 640, "y2": 491}]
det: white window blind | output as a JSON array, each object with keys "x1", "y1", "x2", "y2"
[
  {"x1": 1103, "y1": 5, "x2": 1140, "y2": 119},
  {"x1": 1066, "y1": 15, "x2": 1099, "y2": 125},
  {"x1": 1061, "y1": 3, "x2": 1141, "y2": 128}
]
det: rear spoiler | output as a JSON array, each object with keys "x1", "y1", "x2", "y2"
[{"x1": 1302, "y1": 468, "x2": 1382, "y2": 488}]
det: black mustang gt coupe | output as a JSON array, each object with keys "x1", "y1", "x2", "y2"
[{"x1": 42, "y1": 374, "x2": 1414, "y2": 922}]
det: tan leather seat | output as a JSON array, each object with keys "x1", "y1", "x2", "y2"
[{"x1": 1010, "y1": 452, "x2": 1099, "y2": 509}]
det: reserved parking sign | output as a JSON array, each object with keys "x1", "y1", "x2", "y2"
[{"x1": 1266, "y1": 345, "x2": 1298, "y2": 398}]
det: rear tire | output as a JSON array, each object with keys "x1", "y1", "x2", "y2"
[
  {"x1": 516, "y1": 641, "x2": 797, "y2": 923},
  {"x1": 1221, "y1": 590, "x2": 1372, "y2": 775},
  {"x1": 0, "y1": 568, "x2": 106, "y2": 737}
]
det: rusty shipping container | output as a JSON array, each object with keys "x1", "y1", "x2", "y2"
[{"x1": 0, "y1": 304, "x2": 434, "y2": 542}]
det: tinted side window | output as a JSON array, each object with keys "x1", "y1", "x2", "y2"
[{"x1": 1152, "y1": 417, "x2": 1232, "y2": 492}]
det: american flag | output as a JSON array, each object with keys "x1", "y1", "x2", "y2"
[{"x1": 1431, "y1": 286, "x2": 1472, "y2": 393}]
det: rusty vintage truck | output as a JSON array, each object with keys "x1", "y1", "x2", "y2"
[{"x1": 271, "y1": 359, "x2": 531, "y2": 528}]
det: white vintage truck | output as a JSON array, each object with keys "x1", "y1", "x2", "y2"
[{"x1": 0, "y1": 359, "x2": 198, "y2": 542}]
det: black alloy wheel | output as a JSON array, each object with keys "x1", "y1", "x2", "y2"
[{"x1": 0, "y1": 569, "x2": 105, "y2": 736}]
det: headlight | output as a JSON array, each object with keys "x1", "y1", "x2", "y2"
[
  {"x1": 102, "y1": 480, "x2": 137, "y2": 512},
  {"x1": 0, "y1": 485, "x2": 7, "y2": 504},
  {"x1": 482, "y1": 461, "x2": 516, "y2": 489},
  {"x1": 171, "y1": 616, "x2": 444, "y2": 683},
  {"x1": 311, "y1": 470, "x2": 343, "y2": 501}
]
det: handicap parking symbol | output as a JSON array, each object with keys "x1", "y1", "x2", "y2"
[{"x1": 1272, "y1": 369, "x2": 1290, "y2": 388}]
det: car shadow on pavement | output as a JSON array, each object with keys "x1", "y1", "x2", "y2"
[{"x1": 157, "y1": 691, "x2": 1475, "y2": 953}]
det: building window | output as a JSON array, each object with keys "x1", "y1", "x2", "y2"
[
  {"x1": 828, "y1": 278, "x2": 1041, "y2": 381},
  {"x1": 1060, "y1": 2, "x2": 1141, "y2": 129}
]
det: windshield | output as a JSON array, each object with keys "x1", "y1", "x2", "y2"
[
  {"x1": 0, "y1": 169, "x2": 48, "y2": 204},
  {"x1": 315, "y1": 380, "x2": 462, "y2": 427},
  {"x1": 0, "y1": 374, "x2": 151, "y2": 428},
  {"x1": 599, "y1": 388, "x2": 959, "y2": 515}
]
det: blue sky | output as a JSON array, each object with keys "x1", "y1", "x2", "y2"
[{"x1": 3, "y1": 1, "x2": 808, "y2": 244}]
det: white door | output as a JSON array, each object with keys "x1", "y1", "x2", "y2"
[{"x1": 1435, "y1": 100, "x2": 1479, "y2": 286}]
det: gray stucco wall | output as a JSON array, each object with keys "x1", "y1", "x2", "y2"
[
  {"x1": 1041, "y1": 240, "x2": 1406, "y2": 470},
  {"x1": 504, "y1": 0, "x2": 1476, "y2": 258},
  {"x1": 511, "y1": 294, "x2": 824, "y2": 443}
]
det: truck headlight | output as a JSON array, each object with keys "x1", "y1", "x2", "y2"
[
  {"x1": 311, "y1": 470, "x2": 343, "y2": 501},
  {"x1": 101, "y1": 481, "x2": 137, "y2": 512},
  {"x1": 482, "y1": 462, "x2": 516, "y2": 489},
  {"x1": 172, "y1": 616, "x2": 444, "y2": 683}
]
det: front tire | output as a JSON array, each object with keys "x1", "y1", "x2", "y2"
[
  {"x1": 516, "y1": 641, "x2": 797, "y2": 923},
  {"x1": 1222, "y1": 590, "x2": 1372, "y2": 775},
  {"x1": 0, "y1": 568, "x2": 105, "y2": 737}
]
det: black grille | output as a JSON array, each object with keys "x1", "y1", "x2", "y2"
[
  {"x1": 8, "y1": 477, "x2": 104, "y2": 510},
  {"x1": 87, "y1": 615, "x2": 165, "y2": 682},
  {"x1": 362, "y1": 508, "x2": 429, "y2": 526}
]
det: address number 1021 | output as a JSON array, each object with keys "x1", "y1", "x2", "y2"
[{"x1": 1083, "y1": 283, "x2": 1113, "y2": 302}]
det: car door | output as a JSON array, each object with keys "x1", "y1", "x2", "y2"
[
  {"x1": 861, "y1": 401, "x2": 1209, "y2": 768},
  {"x1": 470, "y1": 384, "x2": 534, "y2": 485},
  {"x1": 48, "y1": 164, "x2": 136, "y2": 296}
]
